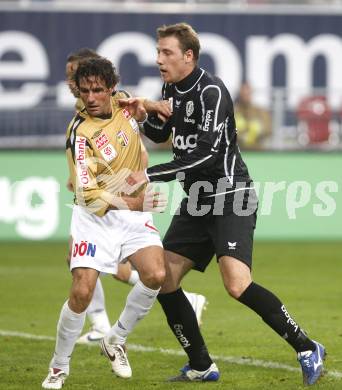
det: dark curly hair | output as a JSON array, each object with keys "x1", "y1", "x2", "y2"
[
  {"x1": 66, "y1": 47, "x2": 100, "y2": 63},
  {"x1": 74, "y1": 57, "x2": 120, "y2": 89}
]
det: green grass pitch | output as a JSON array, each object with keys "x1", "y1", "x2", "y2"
[{"x1": 0, "y1": 241, "x2": 341, "y2": 389}]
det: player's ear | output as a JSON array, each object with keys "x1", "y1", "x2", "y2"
[{"x1": 184, "y1": 49, "x2": 194, "y2": 63}]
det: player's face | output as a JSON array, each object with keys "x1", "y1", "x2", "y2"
[
  {"x1": 78, "y1": 76, "x2": 114, "y2": 117},
  {"x1": 66, "y1": 61, "x2": 79, "y2": 97},
  {"x1": 156, "y1": 36, "x2": 195, "y2": 83}
]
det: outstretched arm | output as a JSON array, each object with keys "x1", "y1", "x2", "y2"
[
  {"x1": 118, "y1": 97, "x2": 172, "y2": 122},
  {"x1": 123, "y1": 86, "x2": 227, "y2": 191},
  {"x1": 107, "y1": 189, "x2": 167, "y2": 213},
  {"x1": 118, "y1": 97, "x2": 173, "y2": 143}
]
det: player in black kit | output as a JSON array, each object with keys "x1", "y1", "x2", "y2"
[{"x1": 122, "y1": 23, "x2": 325, "y2": 386}]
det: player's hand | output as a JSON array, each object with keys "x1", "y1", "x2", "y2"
[
  {"x1": 122, "y1": 170, "x2": 149, "y2": 195},
  {"x1": 144, "y1": 99, "x2": 172, "y2": 122},
  {"x1": 118, "y1": 98, "x2": 172, "y2": 123},
  {"x1": 117, "y1": 98, "x2": 147, "y2": 123},
  {"x1": 142, "y1": 185, "x2": 168, "y2": 213},
  {"x1": 116, "y1": 186, "x2": 167, "y2": 213}
]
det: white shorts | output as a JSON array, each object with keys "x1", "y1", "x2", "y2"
[{"x1": 70, "y1": 205, "x2": 162, "y2": 274}]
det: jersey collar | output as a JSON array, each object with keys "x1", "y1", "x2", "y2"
[{"x1": 175, "y1": 67, "x2": 204, "y2": 94}]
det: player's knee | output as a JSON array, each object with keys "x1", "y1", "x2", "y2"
[
  {"x1": 70, "y1": 285, "x2": 92, "y2": 311},
  {"x1": 142, "y1": 268, "x2": 165, "y2": 290},
  {"x1": 113, "y1": 273, "x2": 126, "y2": 283},
  {"x1": 159, "y1": 276, "x2": 178, "y2": 293},
  {"x1": 154, "y1": 268, "x2": 166, "y2": 286},
  {"x1": 114, "y1": 264, "x2": 130, "y2": 283},
  {"x1": 224, "y1": 282, "x2": 245, "y2": 299},
  {"x1": 73, "y1": 294, "x2": 91, "y2": 312}
]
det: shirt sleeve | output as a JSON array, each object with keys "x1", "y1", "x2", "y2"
[
  {"x1": 142, "y1": 115, "x2": 173, "y2": 143},
  {"x1": 146, "y1": 85, "x2": 225, "y2": 182},
  {"x1": 141, "y1": 83, "x2": 173, "y2": 143}
]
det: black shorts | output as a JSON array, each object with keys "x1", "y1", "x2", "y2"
[{"x1": 163, "y1": 201, "x2": 257, "y2": 272}]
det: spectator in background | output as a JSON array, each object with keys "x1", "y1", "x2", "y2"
[{"x1": 234, "y1": 82, "x2": 272, "y2": 150}]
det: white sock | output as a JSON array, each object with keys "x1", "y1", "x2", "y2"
[
  {"x1": 87, "y1": 278, "x2": 111, "y2": 333},
  {"x1": 108, "y1": 280, "x2": 160, "y2": 345},
  {"x1": 127, "y1": 270, "x2": 140, "y2": 286},
  {"x1": 49, "y1": 301, "x2": 86, "y2": 375}
]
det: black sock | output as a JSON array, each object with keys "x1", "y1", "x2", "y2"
[
  {"x1": 238, "y1": 282, "x2": 316, "y2": 353},
  {"x1": 158, "y1": 288, "x2": 212, "y2": 370}
]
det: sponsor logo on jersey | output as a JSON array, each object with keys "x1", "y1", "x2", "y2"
[
  {"x1": 175, "y1": 99, "x2": 181, "y2": 109},
  {"x1": 184, "y1": 100, "x2": 195, "y2": 124},
  {"x1": 186, "y1": 100, "x2": 194, "y2": 117},
  {"x1": 184, "y1": 117, "x2": 195, "y2": 124},
  {"x1": 73, "y1": 241, "x2": 97, "y2": 257},
  {"x1": 129, "y1": 117, "x2": 139, "y2": 133},
  {"x1": 203, "y1": 109, "x2": 214, "y2": 131},
  {"x1": 100, "y1": 144, "x2": 117, "y2": 162},
  {"x1": 172, "y1": 132, "x2": 198, "y2": 151},
  {"x1": 117, "y1": 130, "x2": 129, "y2": 147},
  {"x1": 91, "y1": 129, "x2": 102, "y2": 139},
  {"x1": 122, "y1": 108, "x2": 131, "y2": 119},
  {"x1": 94, "y1": 132, "x2": 109, "y2": 150},
  {"x1": 75, "y1": 136, "x2": 90, "y2": 187}
]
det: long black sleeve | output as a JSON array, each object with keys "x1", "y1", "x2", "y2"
[{"x1": 143, "y1": 115, "x2": 173, "y2": 143}]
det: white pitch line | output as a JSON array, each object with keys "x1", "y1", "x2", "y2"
[
  {"x1": 0, "y1": 330, "x2": 55, "y2": 341},
  {"x1": 1, "y1": 329, "x2": 341, "y2": 380}
]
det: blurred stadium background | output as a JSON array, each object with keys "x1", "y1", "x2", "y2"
[
  {"x1": 0, "y1": 0, "x2": 341, "y2": 240},
  {"x1": 0, "y1": 1, "x2": 341, "y2": 389}
]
